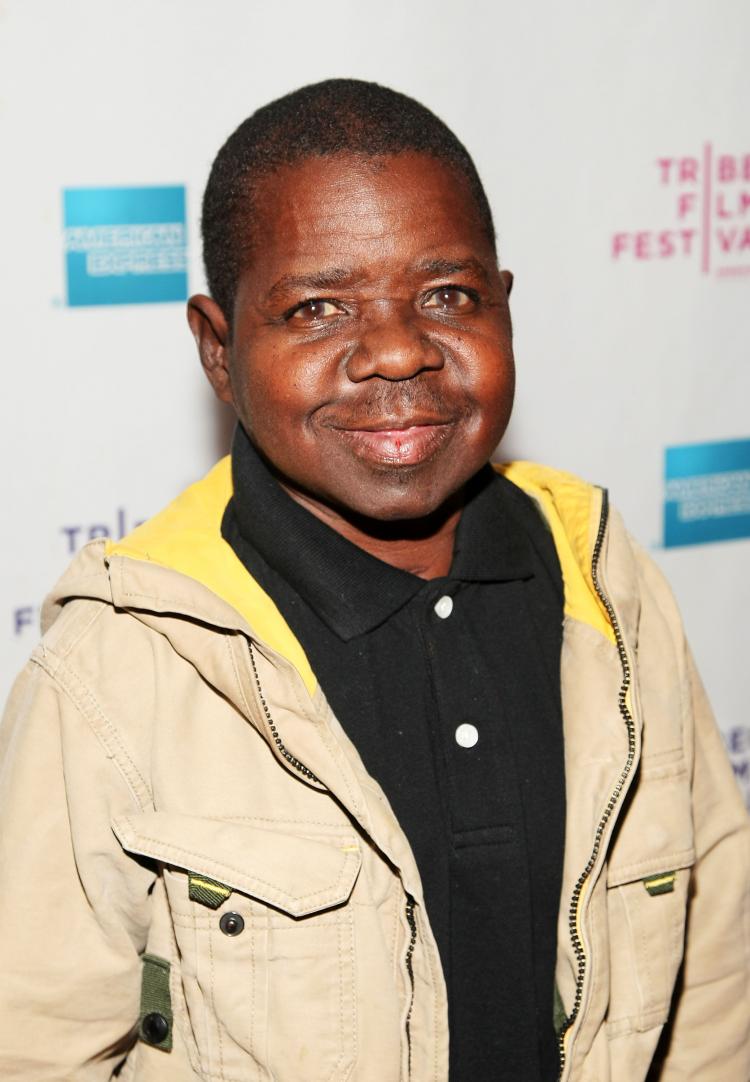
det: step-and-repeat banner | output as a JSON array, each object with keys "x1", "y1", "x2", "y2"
[{"x1": 1, "y1": 1, "x2": 748, "y2": 803}]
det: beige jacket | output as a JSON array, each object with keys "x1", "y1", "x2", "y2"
[{"x1": 0, "y1": 459, "x2": 748, "y2": 1082}]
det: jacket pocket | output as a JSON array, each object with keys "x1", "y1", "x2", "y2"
[
  {"x1": 113, "y1": 812, "x2": 361, "y2": 1082},
  {"x1": 604, "y1": 759, "x2": 695, "y2": 1036}
]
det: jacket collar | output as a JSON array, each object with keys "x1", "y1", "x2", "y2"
[{"x1": 44, "y1": 454, "x2": 617, "y2": 693}]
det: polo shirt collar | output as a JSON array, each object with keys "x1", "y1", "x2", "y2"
[{"x1": 226, "y1": 425, "x2": 534, "y2": 641}]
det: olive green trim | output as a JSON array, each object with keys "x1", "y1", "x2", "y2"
[
  {"x1": 138, "y1": 953, "x2": 173, "y2": 1052},
  {"x1": 553, "y1": 981, "x2": 567, "y2": 1037},
  {"x1": 188, "y1": 872, "x2": 232, "y2": 909},
  {"x1": 643, "y1": 871, "x2": 676, "y2": 896}
]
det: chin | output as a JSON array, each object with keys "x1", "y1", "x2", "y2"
[{"x1": 336, "y1": 473, "x2": 462, "y2": 524}]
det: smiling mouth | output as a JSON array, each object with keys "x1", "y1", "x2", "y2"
[{"x1": 330, "y1": 419, "x2": 455, "y2": 467}]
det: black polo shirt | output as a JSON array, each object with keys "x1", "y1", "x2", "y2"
[{"x1": 223, "y1": 424, "x2": 565, "y2": 1082}]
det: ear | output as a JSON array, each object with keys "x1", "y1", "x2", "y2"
[
  {"x1": 187, "y1": 294, "x2": 235, "y2": 406},
  {"x1": 500, "y1": 269, "x2": 514, "y2": 297}
]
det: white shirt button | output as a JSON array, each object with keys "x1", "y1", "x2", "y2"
[
  {"x1": 433, "y1": 595, "x2": 453, "y2": 619},
  {"x1": 455, "y1": 723, "x2": 479, "y2": 748}
]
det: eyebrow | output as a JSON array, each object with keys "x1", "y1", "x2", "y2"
[
  {"x1": 263, "y1": 256, "x2": 493, "y2": 306},
  {"x1": 413, "y1": 257, "x2": 492, "y2": 282},
  {"x1": 265, "y1": 267, "x2": 357, "y2": 305}
]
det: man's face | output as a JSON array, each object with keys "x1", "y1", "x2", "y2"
[{"x1": 196, "y1": 151, "x2": 515, "y2": 522}]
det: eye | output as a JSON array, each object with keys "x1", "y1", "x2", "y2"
[
  {"x1": 422, "y1": 286, "x2": 478, "y2": 312},
  {"x1": 287, "y1": 299, "x2": 344, "y2": 322}
]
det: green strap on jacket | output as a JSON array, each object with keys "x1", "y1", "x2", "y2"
[
  {"x1": 643, "y1": 870, "x2": 676, "y2": 896},
  {"x1": 553, "y1": 982, "x2": 567, "y2": 1037},
  {"x1": 138, "y1": 953, "x2": 173, "y2": 1052},
  {"x1": 188, "y1": 871, "x2": 232, "y2": 909}
]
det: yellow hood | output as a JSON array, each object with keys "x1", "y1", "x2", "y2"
[{"x1": 106, "y1": 456, "x2": 613, "y2": 695}]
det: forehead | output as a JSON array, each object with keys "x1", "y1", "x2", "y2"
[{"x1": 245, "y1": 152, "x2": 493, "y2": 276}]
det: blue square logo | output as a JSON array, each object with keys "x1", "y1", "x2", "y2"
[
  {"x1": 664, "y1": 438, "x2": 750, "y2": 547},
  {"x1": 63, "y1": 186, "x2": 188, "y2": 306}
]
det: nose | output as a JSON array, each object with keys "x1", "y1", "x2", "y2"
[{"x1": 344, "y1": 304, "x2": 444, "y2": 382}]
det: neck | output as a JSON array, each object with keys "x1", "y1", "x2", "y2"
[{"x1": 281, "y1": 486, "x2": 463, "y2": 579}]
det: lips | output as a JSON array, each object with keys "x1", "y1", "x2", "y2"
[{"x1": 330, "y1": 418, "x2": 455, "y2": 467}]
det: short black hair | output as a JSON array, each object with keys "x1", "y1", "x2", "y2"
[{"x1": 201, "y1": 78, "x2": 496, "y2": 320}]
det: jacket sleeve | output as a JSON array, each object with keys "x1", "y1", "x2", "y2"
[
  {"x1": 0, "y1": 649, "x2": 155, "y2": 1080},
  {"x1": 653, "y1": 645, "x2": 750, "y2": 1080}
]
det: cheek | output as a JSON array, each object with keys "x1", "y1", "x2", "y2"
[
  {"x1": 462, "y1": 343, "x2": 515, "y2": 423},
  {"x1": 234, "y1": 353, "x2": 329, "y2": 455},
  {"x1": 490, "y1": 356, "x2": 516, "y2": 412},
  {"x1": 232, "y1": 351, "x2": 286, "y2": 417}
]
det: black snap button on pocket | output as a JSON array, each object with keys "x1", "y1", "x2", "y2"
[
  {"x1": 141, "y1": 1011, "x2": 169, "y2": 1044},
  {"x1": 219, "y1": 911, "x2": 245, "y2": 936}
]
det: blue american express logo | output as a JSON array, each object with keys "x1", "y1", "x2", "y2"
[
  {"x1": 664, "y1": 438, "x2": 750, "y2": 547},
  {"x1": 63, "y1": 186, "x2": 187, "y2": 306}
]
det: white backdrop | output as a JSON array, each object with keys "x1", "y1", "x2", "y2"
[{"x1": 1, "y1": 0, "x2": 748, "y2": 801}]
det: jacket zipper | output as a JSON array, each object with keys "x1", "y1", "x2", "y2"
[
  {"x1": 247, "y1": 641, "x2": 322, "y2": 783},
  {"x1": 556, "y1": 490, "x2": 638, "y2": 1079},
  {"x1": 248, "y1": 631, "x2": 426, "y2": 1056},
  {"x1": 249, "y1": 639, "x2": 420, "y2": 1075},
  {"x1": 404, "y1": 894, "x2": 417, "y2": 1075}
]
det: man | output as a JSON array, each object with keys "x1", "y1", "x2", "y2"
[{"x1": 0, "y1": 79, "x2": 747, "y2": 1081}]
